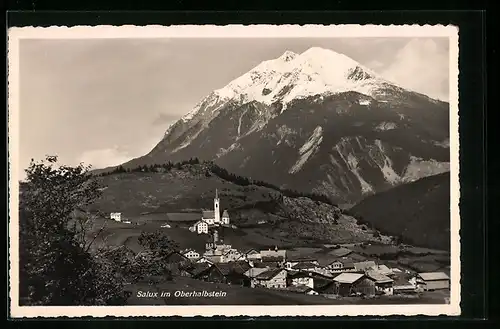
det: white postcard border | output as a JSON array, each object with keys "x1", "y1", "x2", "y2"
[{"x1": 8, "y1": 24, "x2": 460, "y2": 318}]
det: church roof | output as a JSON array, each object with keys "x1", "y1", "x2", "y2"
[
  {"x1": 202, "y1": 210, "x2": 215, "y2": 219},
  {"x1": 222, "y1": 210, "x2": 229, "y2": 217}
]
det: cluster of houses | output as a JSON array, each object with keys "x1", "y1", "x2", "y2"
[
  {"x1": 169, "y1": 244, "x2": 450, "y2": 298},
  {"x1": 114, "y1": 189, "x2": 451, "y2": 299}
]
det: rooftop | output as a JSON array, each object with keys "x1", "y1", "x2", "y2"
[
  {"x1": 244, "y1": 267, "x2": 269, "y2": 278},
  {"x1": 288, "y1": 257, "x2": 318, "y2": 262},
  {"x1": 255, "y1": 268, "x2": 284, "y2": 280},
  {"x1": 333, "y1": 272, "x2": 365, "y2": 284},
  {"x1": 291, "y1": 262, "x2": 318, "y2": 270},
  {"x1": 202, "y1": 210, "x2": 215, "y2": 219},
  {"x1": 261, "y1": 256, "x2": 285, "y2": 262},
  {"x1": 366, "y1": 270, "x2": 394, "y2": 284},
  {"x1": 418, "y1": 272, "x2": 450, "y2": 281}
]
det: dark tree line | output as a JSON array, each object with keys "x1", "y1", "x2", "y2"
[
  {"x1": 99, "y1": 158, "x2": 201, "y2": 176},
  {"x1": 98, "y1": 157, "x2": 336, "y2": 207},
  {"x1": 207, "y1": 161, "x2": 337, "y2": 207}
]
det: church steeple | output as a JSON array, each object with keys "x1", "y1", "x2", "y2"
[{"x1": 214, "y1": 188, "x2": 220, "y2": 223}]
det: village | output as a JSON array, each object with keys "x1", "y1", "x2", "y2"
[{"x1": 109, "y1": 190, "x2": 451, "y2": 300}]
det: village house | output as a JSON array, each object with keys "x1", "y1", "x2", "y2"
[
  {"x1": 370, "y1": 264, "x2": 393, "y2": 276},
  {"x1": 290, "y1": 261, "x2": 321, "y2": 272},
  {"x1": 223, "y1": 249, "x2": 242, "y2": 263},
  {"x1": 216, "y1": 263, "x2": 251, "y2": 287},
  {"x1": 253, "y1": 268, "x2": 287, "y2": 289},
  {"x1": 258, "y1": 256, "x2": 285, "y2": 268},
  {"x1": 244, "y1": 267, "x2": 270, "y2": 287},
  {"x1": 191, "y1": 220, "x2": 209, "y2": 234},
  {"x1": 193, "y1": 263, "x2": 225, "y2": 283},
  {"x1": 366, "y1": 270, "x2": 394, "y2": 295},
  {"x1": 392, "y1": 274, "x2": 417, "y2": 294},
  {"x1": 411, "y1": 272, "x2": 450, "y2": 291},
  {"x1": 327, "y1": 272, "x2": 376, "y2": 297},
  {"x1": 243, "y1": 249, "x2": 262, "y2": 261},
  {"x1": 182, "y1": 249, "x2": 200, "y2": 260},
  {"x1": 203, "y1": 240, "x2": 235, "y2": 263},
  {"x1": 287, "y1": 270, "x2": 333, "y2": 290},
  {"x1": 110, "y1": 212, "x2": 122, "y2": 222},
  {"x1": 286, "y1": 257, "x2": 319, "y2": 270},
  {"x1": 287, "y1": 270, "x2": 314, "y2": 288},
  {"x1": 329, "y1": 259, "x2": 356, "y2": 273},
  {"x1": 260, "y1": 248, "x2": 287, "y2": 260},
  {"x1": 203, "y1": 253, "x2": 224, "y2": 263}
]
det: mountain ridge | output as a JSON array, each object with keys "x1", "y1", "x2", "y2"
[{"x1": 96, "y1": 47, "x2": 450, "y2": 204}]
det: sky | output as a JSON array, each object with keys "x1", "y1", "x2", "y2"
[{"x1": 18, "y1": 37, "x2": 450, "y2": 173}]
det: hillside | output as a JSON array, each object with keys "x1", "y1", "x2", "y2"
[
  {"x1": 99, "y1": 47, "x2": 449, "y2": 204},
  {"x1": 349, "y1": 172, "x2": 451, "y2": 250},
  {"x1": 87, "y1": 162, "x2": 387, "y2": 253}
]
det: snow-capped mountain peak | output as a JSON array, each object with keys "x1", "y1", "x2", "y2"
[
  {"x1": 279, "y1": 50, "x2": 298, "y2": 62},
  {"x1": 178, "y1": 47, "x2": 406, "y2": 127},
  {"x1": 209, "y1": 47, "x2": 389, "y2": 110}
]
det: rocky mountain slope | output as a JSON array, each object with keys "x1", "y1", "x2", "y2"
[
  {"x1": 104, "y1": 47, "x2": 450, "y2": 204},
  {"x1": 89, "y1": 162, "x2": 386, "y2": 247},
  {"x1": 349, "y1": 172, "x2": 451, "y2": 251}
]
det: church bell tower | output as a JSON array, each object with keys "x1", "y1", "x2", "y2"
[{"x1": 214, "y1": 189, "x2": 220, "y2": 223}]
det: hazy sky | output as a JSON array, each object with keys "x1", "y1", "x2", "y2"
[{"x1": 18, "y1": 37, "x2": 449, "y2": 172}]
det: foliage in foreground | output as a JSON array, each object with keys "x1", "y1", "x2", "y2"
[{"x1": 18, "y1": 157, "x2": 180, "y2": 306}]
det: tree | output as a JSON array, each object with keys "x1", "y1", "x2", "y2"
[
  {"x1": 19, "y1": 156, "x2": 129, "y2": 306},
  {"x1": 132, "y1": 231, "x2": 181, "y2": 280}
]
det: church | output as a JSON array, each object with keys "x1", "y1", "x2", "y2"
[{"x1": 190, "y1": 189, "x2": 230, "y2": 234}]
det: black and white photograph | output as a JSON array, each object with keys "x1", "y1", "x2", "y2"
[{"x1": 8, "y1": 25, "x2": 460, "y2": 317}]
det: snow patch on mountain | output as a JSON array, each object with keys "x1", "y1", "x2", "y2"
[
  {"x1": 359, "y1": 99, "x2": 371, "y2": 106},
  {"x1": 211, "y1": 47, "x2": 393, "y2": 114},
  {"x1": 335, "y1": 138, "x2": 374, "y2": 194},
  {"x1": 347, "y1": 154, "x2": 373, "y2": 194},
  {"x1": 373, "y1": 140, "x2": 401, "y2": 184},
  {"x1": 289, "y1": 126, "x2": 323, "y2": 174},
  {"x1": 402, "y1": 156, "x2": 450, "y2": 182},
  {"x1": 375, "y1": 122, "x2": 397, "y2": 131}
]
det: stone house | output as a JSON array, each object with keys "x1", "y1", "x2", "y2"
[{"x1": 253, "y1": 268, "x2": 287, "y2": 289}]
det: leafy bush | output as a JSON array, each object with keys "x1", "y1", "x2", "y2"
[{"x1": 19, "y1": 156, "x2": 129, "y2": 305}]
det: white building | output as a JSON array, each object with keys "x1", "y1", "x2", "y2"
[
  {"x1": 192, "y1": 220, "x2": 209, "y2": 234},
  {"x1": 110, "y1": 212, "x2": 121, "y2": 222},
  {"x1": 221, "y1": 210, "x2": 230, "y2": 225},
  {"x1": 183, "y1": 249, "x2": 200, "y2": 260}
]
